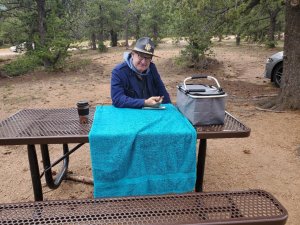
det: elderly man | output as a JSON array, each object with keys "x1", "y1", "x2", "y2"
[{"x1": 111, "y1": 37, "x2": 171, "y2": 108}]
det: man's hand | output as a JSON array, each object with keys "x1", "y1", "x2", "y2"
[{"x1": 144, "y1": 96, "x2": 164, "y2": 107}]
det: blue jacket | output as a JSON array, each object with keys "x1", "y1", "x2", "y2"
[{"x1": 111, "y1": 54, "x2": 171, "y2": 108}]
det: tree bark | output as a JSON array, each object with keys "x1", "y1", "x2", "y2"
[
  {"x1": 152, "y1": 24, "x2": 158, "y2": 43},
  {"x1": 268, "y1": 15, "x2": 276, "y2": 45},
  {"x1": 125, "y1": 18, "x2": 129, "y2": 48},
  {"x1": 110, "y1": 30, "x2": 118, "y2": 47},
  {"x1": 36, "y1": 0, "x2": 51, "y2": 67},
  {"x1": 125, "y1": 0, "x2": 131, "y2": 48},
  {"x1": 35, "y1": 0, "x2": 46, "y2": 46},
  {"x1": 267, "y1": 7, "x2": 281, "y2": 47},
  {"x1": 134, "y1": 15, "x2": 140, "y2": 40},
  {"x1": 98, "y1": 3, "x2": 104, "y2": 43},
  {"x1": 218, "y1": 34, "x2": 222, "y2": 42},
  {"x1": 276, "y1": 0, "x2": 300, "y2": 109},
  {"x1": 236, "y1": 33, "x2": 241, "y2": 46},
  {"x1": 91, "y1": 33, "x2": 96, "y2": 50},
  {"x1": 98, "y1": 31, "x2": 104, "y2": 43}
]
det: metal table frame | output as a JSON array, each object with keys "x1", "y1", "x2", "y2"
[{"x1": 0, "y1": 108, "x2": 250, "y2": 201}]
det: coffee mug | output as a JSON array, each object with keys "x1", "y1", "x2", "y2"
[{"x1": 77, "y1": 101, "x2": 89, "y2": 124}]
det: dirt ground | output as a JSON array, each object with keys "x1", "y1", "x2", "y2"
[{"x1": 0, "y1": 40, "x2": 300, "y2": 224}]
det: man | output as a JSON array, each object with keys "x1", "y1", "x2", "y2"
[{"x1": 111, "y1": 37, "x2": 171, "y2": 108}]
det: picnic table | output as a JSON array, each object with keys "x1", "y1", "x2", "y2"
[{"x1": 0, "y1": 108, "x2": 250, "y2": 201}]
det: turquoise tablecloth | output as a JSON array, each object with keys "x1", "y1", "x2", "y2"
[{"x1": 88, "y1": 104, "x2": 196, "y2": 198}]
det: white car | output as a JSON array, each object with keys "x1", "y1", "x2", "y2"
[
  {"x1": 264, "y1": 51, "x2": 283, "y2": 87},
  {"x1": 9, "y1": 42, "x2": 26, "y2": 53}
]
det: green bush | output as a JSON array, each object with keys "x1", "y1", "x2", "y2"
[
  {"x1": 98, "y1": 41, "x2": 107, "y2": 52},
  {"x1": 265, "y1": 40, "x2": 277, "y2": 48},
  {"x1": 175, "y1": 40, "x2": 214, "y2": 69},
  {"x1": 1, "y1": 55, "x2": 42, "y2": 76}
]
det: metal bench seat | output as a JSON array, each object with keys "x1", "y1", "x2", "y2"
[{"x1": 0, "y1": 190, "x2": 287, "y2": 225}]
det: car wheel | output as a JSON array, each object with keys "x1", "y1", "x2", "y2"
[{"x1": 272, "y1": 62, "x2": 283, "y2": 88}]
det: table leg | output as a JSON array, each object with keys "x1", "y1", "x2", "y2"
[
  {"x1": 27, "y1": 144, "x2": 43, "y2": 201},
  {"x1": 41, "y1": 144, "x2": 69, "y2": 189},
  {"x1": 195, "y1": 139, "x2": 207, "y2": 192}
]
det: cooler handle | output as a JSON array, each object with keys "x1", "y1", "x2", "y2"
[
  {"x1": 183, "y1": 75, "x2": 221, "y2": 90},
  {"x1": 191, "y1": 75, "x2": 207, "y2": 79}
]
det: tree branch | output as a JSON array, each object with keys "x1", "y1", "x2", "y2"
[
  {"x1": 65, "y1": 174, "x2": 93, "y2": 185},
  {"x1": 203, "y1": 0, "x2": 247, "y2": 15},
  {"x1": 255, "y1": 107, "x2": 285, "y2": 113},
  {"x1": 244, "y1": 0, "x2": 261, "y2": 13},
  {"x1": 243, "y1": 16, "x2": 270, "y2": 25}
]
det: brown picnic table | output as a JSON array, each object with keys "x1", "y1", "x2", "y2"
[{"x1": 0, "y1": 108, "x2": 250, "y2": 201}]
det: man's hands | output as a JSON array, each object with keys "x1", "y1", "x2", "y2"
[{"x1": 144, "y1": 96, "x2": 164, "y2": 107}]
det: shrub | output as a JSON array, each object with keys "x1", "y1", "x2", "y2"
[
  {"x1": 98, "y1": 41, "x2": 107, "y2": 52},
  {"x1": 1, "y1": 54, "x2": 42, "y2": 76},
  {"x1": 265, "y1": 40, "x2": 277, "y2": 48},
  {"x1": 63, "y1": 57, "x2": 91, "y2": 72},
  {"x1": 175, "y1": 40, "x2": 214, "y2": 69}
]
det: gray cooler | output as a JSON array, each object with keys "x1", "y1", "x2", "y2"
[{"x1": 176, "y1": 75, "x2": 227, "y2": 125}]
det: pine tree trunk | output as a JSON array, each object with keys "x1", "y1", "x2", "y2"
[
  {"x1": 268, "y1": 15, "x2": 276, "y2": 47},
  {"x1": 36, "y1": 0, "x2": 51, "y2": 67},
  {"x1": 110, "y1": 30, "x2": 118, "y2": 47},
  {"x1": 91, "y1": 33, "x2": 96, "y2": 50},
  {"x1": 36, "y1": 0, "x2": 46, "y2": 46},
  {"x1": 236, "y1": 33, "x2": 241, "y2": 46},
  {"x1": 125, "y1": 19, "x2": 129, "y2": 48},
  {"x1": 276, "y1": 1, "x2": 300, "y2": 110},
  {"x1": 98, "y1": 4, "x2": 104, "y2": 43},
  {"x1": 218, "y1": 34, "x2": 222, "y2": 42},
  {"x1": 135, "y1": 15, "x2": 140, "y2": 40},
  {"x1": 125, "y1": 0, "x2": 130, "y2": 48},
  {"x1": 267, "y1": 6, "x2": 281, "y2": 48},
  {"x1": 153, "y1": 24, "x2": 158, "y2": 43}
]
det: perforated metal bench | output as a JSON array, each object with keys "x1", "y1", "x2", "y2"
[{"x1": 0, "y1": 190, "x2": 287, "y2": 225}]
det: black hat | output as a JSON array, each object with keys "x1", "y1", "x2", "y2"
[{"x1": 133, "y1": 37, "x2": 157, "y2": 56}]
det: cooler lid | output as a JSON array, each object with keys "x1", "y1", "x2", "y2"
[{"x1": 178, "y1": 84, "x2": 226, "y2": 96}]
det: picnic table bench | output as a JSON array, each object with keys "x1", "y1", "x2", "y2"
[{"x1": 0, "y1": 190, "x2": 287, "y2": 225}]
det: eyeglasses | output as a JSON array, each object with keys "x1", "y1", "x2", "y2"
[{"x1": 135, "y1": 52, "x2": 153, "y2": 62}]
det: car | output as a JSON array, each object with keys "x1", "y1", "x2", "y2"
[
  {"x1": 264, "y1": 51, "x2": 283, "y2": 87},
  {"x1": 9, "y1": 42, "x2": 26, "y2": 53}
]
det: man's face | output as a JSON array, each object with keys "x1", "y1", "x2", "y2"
[{"x1": 132, "y1": 51, "x2": 153, "y2": 73}]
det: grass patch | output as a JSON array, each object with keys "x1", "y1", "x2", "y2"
[
  {"x1": 0, "y1": 44, "x2": 11, "y2": 49},
  {"x1": 0, "y1": 53, "x2": 92, "y2": 76},
  {"x1": 62, "y1": 57, "x2": 92, "y2": 72}
]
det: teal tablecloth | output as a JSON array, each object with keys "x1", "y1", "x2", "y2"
[{"x1": 88, "y1": 104, "x2": 196, "y2": 198}]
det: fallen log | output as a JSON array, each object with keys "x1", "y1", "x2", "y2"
[
  {"x1": 65, "y1": 174, "x2": 94, "y2": 185},
  {"x1": 252, "y1": 94, "x2": 278, "y2": 99},
  {"x1": 255, "y1": 107, "x2": 285, "y2": 113}
]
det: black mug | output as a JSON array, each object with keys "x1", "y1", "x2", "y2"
[{"x1": 77, "y1": 101, "x2": 89, "y2": 124}]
